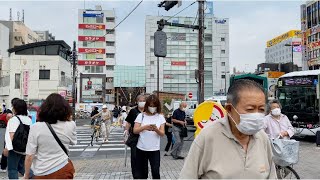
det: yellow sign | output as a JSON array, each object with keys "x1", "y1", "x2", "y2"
[
  {"x1": 193, "y1": 101, "x2": 227, "y2": 137},
  {"x1": 267, "y1": 71, "x2": 285, "y2": 78},
  {"x1": 266, "y1": 30, "x2": 301, "y2": 47}
]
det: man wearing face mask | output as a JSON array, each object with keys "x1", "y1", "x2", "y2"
[
  {"x1": 125, "y1": 95, "x2": 146, "y2": 179},
  {"x1": 264, "y1": 100, "x2": 294, "y2": 140},
  {"x1": 180, "y1": 79, "x2": 276, "y2": 179},
  {"x1": 171, "y1": 102, "x2": 188, "y2": 160}
]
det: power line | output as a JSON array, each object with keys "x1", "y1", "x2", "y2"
[
  {"x1": 87, "y1": 0, "x2": 143, "y2": 45},
  {"x1": 166, "y1": 1, "x2": 196, "y2": 21},
  {"x1": 192, "y1": 10, "x2": 198, "y2": 27}
]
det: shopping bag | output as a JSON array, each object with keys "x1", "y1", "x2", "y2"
[{"x1": 270, "y1": 138, "x2": 299, "y2": 167}]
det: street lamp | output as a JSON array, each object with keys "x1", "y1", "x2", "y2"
[{"x1": 285, "y1": 43, "x2": 300, "y2": 72}]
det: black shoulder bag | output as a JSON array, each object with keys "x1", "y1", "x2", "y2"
[{"x1": 125, "y1": 113, "x2": 144, "y2": 148}]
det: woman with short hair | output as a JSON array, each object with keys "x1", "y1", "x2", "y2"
[
  {"x1": 24, "y1": 93, "x2": 77, "y2": 179},
  {"x1": 133, "y1": 94, "x2": 166, "y2": 179}
]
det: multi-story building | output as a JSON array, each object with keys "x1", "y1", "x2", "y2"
[
  {"x1": 301, "y1": 1, "x2": 320, "y2": 70},
  {"x1": 0, "y1": 41, "x2": 72, "y2": 106},
  {"x1": 34, "y1": 31, "x2": 55, "y2": 41},
  {"x1": 114, "y1": 65, "x2": 146, "y2": 106},
  {"x1": 265, "y1": 30, "x2": 302, "y2": 70},
  {"x1": 0, "y1": 24, "x2": 9, "y2": 77},
  {"x1": 77, "y1": 5, "x2": 116, "y2": 104},
  {"x1": 145, "y1": 16, "x2": 230, "y2": 99},
  {"x1": 0, "y1": 21, "x2": 43, "y2": 48}
]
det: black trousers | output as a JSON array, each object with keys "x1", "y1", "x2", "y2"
[
  {"x1": 1, "y1": 142, "x2": 7, "y2": 170},
  {"x1": 136, "y1": 148, "x2": 160, "y2": 179},
  {"x1": 165, "y1": 132, "x2": 172, "y2": 152},
  {"x1": 130, "y1": 146, "x2": 138, "y2": 179}
]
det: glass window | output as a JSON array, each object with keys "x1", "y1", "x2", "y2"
[
  {"x1": 221, "y1": 62, "x2": 226, "y2": 66},
  {"x1": 221, "y1": 50, "x2": 226, "y2": 54},
  {"x1": 106, "y1": 53, "x2": 115, "y2": 58},
  {"x1": 150, "y1": 74, "x2": 155, "y2": 78},
  {"x1": 96, "y1": 16, "x2": 103, "y2": 23},
  {"x1": 150, "y1": 61, "x2": 155, "y2": 65},
  {"x1": 61, "y1": 71, "x2": 65, "y2": 82},
  {"x1": 106, "y1": 42, "x2": 115, "y2": 46},
  {"x1": 15, "y1": 73, "x2": 20, "y2": 89},
  {"x1": 106, "y1": 65, "x2": 114, "y2": 70},
  {"x1": 39, "y1": 70, "x2": 50, "y2": 80},
  {"x1": 106, "y1": 17, "x2": 115, "y2": 22},
  {"x1": 221, "y1": 37, "x2": 225, "y2": 41},
  {"x1": 205, "y1": 34, "x2": 212, "y2": 41},
  {"x1": 221, "y1": 75, "x2": 226, "y2": 79},
  {"x1": 45, "y1": 45, "x2": 59, "y2": 55},
  {"x1": 33, "y1": 46, "x2": 45, "y2": 55}
]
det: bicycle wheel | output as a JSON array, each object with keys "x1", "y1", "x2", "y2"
[
  {"x1": 90, "y1": 130, "x2": 96, "y2": 146},
  {"x1": 276, "y1": 166, "x2": 300, "y2": 179}
]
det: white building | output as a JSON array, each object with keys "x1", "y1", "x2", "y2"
[
  {"x1": 145, "y1": 16, "x2": 230, "y2": 99},
  {"x1": 77, "y1": 5, "x2": 116, "y2": 103},
  {"x1": 265, "y1": 30, "x2": 303, "y2": 69},
  {"x1": 0, "y1": 24, "x2": 9, "y2": 60},
  {"x1": 0, "y1": 41, "x2": 72, "y2": 107}
]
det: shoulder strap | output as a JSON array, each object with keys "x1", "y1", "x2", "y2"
[
  {"x1": 15, "y1": 116, "x2": 22, "y2": 124},
  {"x1": 45, "y1": 122, "x2": 68, "y2": 156}
]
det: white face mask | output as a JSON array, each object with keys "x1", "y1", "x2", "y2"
[
  {"x1": 271, "y1": 108, "x2": 281, "y2": 116},
  {"x1": 148, "y1": 107, "x2": 157, "y2": 114},
  {"x1": 229, "y1": 106, "x2": 265, "y2": 135},
  {"x1": 138, "y1": 102, "x2": 146, "y2": 108},
  {"x1": 182, "y1": 108, "x2": 187, "y2": 111}
]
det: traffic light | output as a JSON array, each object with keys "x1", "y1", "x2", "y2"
[
  {"x1": 154, "y1": 30, "x2": 167, "y2": 57},
  {"x1": 164, "y1": 1, "x2": 178, "y2": 11},
  {"x1": 87, "y1": 80, "x2": 92, "y2": 89}
]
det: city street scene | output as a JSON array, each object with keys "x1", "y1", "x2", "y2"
[{"x1": 0, "y1": 0, "x2": 320, "y2": 179}]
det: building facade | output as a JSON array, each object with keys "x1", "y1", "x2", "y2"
[
  {"x1": 145, "y1": 16, "x2": 230, "y2": 99},
  {"x1": 77, "y1": 6, "x2": 116, "y2": 104},
  {"x1": 0, "y1": 24, "x2": 9, "y2": 78},
  {"x1": 0, "y1": 41, "x2": 72, "y2": 107},
  {"x1": 34, "y1": 31, "x2": 55, "y2": 41},
  {"x1": 301, "y1": 1, "x2": 320, "y2": 69},
  {"x1": 114, "y1": 65, "x2": 145, "y2": 106},
  {"x1": 265, "y1": 30, "x2": 302, "y2": 70},
  {"x1": 0, "y1": 21, "x2": 43, "y2": 48}
]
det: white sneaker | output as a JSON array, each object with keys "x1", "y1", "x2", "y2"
[{"x1": 0, "y1": 169, "x2": 7, "y2": 173}]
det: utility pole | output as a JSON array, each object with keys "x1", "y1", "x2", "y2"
[
  {"x1": 198, "y1": 0, "x2": 205, "y2": 103},
  {"x1": 72, "y1": 41, "x2": 77, "y2": 121}
]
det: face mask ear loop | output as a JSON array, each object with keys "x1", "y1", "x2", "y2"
[{"x1": 227, "y1": 104, "x2": 239, "y2": 126}]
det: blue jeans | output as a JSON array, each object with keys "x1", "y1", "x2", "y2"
[{"x1": 7, "y1": 150, "x2": 33, "y2": 179}]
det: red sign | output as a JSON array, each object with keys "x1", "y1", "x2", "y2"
[
  {"x1": 78, "y1": 60, "x2": 105, "y2": 66},
  {"x1": 188, "y1": 92, "x2": 193, "y2": 99},
  {"x1": 78, "y1": 48, "x2": 105, "y2": 54},
  {"x1": 171, "y1": 61, "x2": 186, "y2": 66},
  {"x1": 309, "y1": 41, "x2": 320, "y2": 51},
  {"x1": 292, "y1": 42, "x2": 301, "y2": 46},
  {"x1": 78, "y1": 24, "x2": 105, "y2": 30},
  {"x1": 78, "y1": 36, "x2": 105, "y2": 41}
]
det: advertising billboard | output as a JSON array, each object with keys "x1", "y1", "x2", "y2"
[
  {"x1": 267, "y1": 30, "x2": 301, "y2": 47},
  {"x1": 78, "y1": 36, "x2": 105, "y2": 41},
  {"x1": 78, "y1": 24, "x2": 105, "y2": 30},
  {"x1": 171, "y1": 61, "x2": 186, "y2": 66},
  {"x1": 78, "y1": 60, "x2": 105, "y2": 66},
  {"x1": 78, "y1": 48, "x2": 105, "y2": 54}
]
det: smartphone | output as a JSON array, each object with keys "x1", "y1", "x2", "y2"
[{"x1": 150, "y1": 124, "x2": 157, "y2": 127}]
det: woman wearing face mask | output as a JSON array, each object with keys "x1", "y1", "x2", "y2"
[
  {"x1": 133, "y1": 94, "x2": 165, "y2": 179},
  {"x1": 264, "y1": 100, "x2": 294, "y2": 140},
  {"x1": 180, "y1": 79, "x2": 276, "y2": 179}
]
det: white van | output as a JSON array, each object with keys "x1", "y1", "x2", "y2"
[{"x1": 206, "y1": 96, "x2": 227, "y2": 106}]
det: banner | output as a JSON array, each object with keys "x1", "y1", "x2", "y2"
[
  {"x1": 78, "y1": 48, "x2": 105, "y2": 54},
  {"x1": 78, "y1": 36, "x2": 105, "y2": 41},
  {"x1": 83, "y1": 13, "x2": 103, "y2": 17},
  {"x1": 23, "y1": 71, "x2": 29, "y2": 96},
  {"x1": 267, "y1": 30, "x2": 301, "y2": 47},
  {"x1": 78, "y1": 24, "x2": 105, "y2": 30},
  {"x1": 171, "y1": 61, "x2": 186, "y2": 66},
  {"x1": 78, "y1": 60, "x2": 105, "y2": 66}
]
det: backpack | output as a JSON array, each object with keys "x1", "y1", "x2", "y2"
[{"x1": 12, "y1": 116, "x2": 30, "y2": 153}]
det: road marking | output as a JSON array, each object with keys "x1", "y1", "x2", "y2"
[
  {"x1": 101, "y1": 144, "x2": 125, "y2": 147},
  {"x1": 70, "y1": 145, "x2": 88, "y2": 147},
  {"x1": 69, "y1": 148, "x2": 84, "y2": 152},
  {"x1": 99, "y1": 148, "x2": 125, "y2": 151},
  {"x1": 85, "y1": 148, "x2": 99, "y2": 152}
]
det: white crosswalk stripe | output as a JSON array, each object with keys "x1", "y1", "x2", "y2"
[{"x1": 69, "y1": 126, "x2": 127, "y2": 153}]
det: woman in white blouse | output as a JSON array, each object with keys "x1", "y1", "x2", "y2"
[{"x1": 133, "y1": 94, "x2": 166, "y2": 179}]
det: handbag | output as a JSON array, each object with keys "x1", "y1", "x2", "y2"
[
  {"x1": 125, "y1": 114, "x2": 144, "y2": 147},
  {"x1": 46, "y1": 122, "x2": 75, "y2": 177},
  {"x1": 180, "y1": 125, "x2": 188, "y2": 138},
  {"x1": 270, "y1": 138, "x2": 299, "y2": 167}
]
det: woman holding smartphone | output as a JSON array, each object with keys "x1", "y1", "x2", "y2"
[{"x1": 133, "y1": 94, "x2": 166, "y2": 179}]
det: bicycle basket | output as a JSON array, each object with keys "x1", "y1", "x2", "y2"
[{"x1": 270, "y1": 138, "x2": 299, "y2": 167}]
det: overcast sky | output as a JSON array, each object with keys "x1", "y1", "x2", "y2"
[{"x1": 0, "y1": 0, "x2": 304, "y2": 72}]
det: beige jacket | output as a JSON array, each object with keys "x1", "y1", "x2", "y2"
[{"x1": 179, "y1": 119, "x2": 277, "y2": 179}]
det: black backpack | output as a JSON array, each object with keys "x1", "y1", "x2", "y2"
[{"x1": 12, "y1": 116, "x2": 30, "y2": 153}]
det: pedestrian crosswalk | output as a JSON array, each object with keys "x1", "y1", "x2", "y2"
[{"x1": 69, "y1": 126, "x2": 127, "y2": 154}]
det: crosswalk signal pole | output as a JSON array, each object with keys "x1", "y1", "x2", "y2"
[{"x1": 72, "y1": 41, "x2": 77, "y2": 121}]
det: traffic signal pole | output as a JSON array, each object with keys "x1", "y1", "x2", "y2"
[
  {"x1": 198, "y1": 0, "x2": 205, "y2": 103},
  {"x1": 72, "y1": 41, "x2": 76, "y2": 121}
]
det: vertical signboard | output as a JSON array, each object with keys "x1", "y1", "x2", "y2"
[{"x1": 23, "y1": 71, "x2": 29, "y2": 96}]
